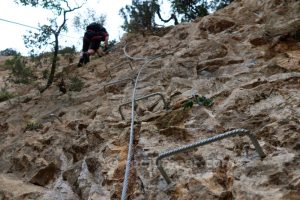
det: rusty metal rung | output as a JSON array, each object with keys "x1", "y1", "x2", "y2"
[
  {"x1": 103, "y1": 77, "x2": 135, "y2": 94},
  {"x1": 112, "y1": 61, "x2": 133, "y2": 71},
  {"x1": 49, "y1": 113, "x2": 63, "y2": 123},
  {"x1": 156, "y1": 129, "x2": 266, "y2": 184},
  {"x1": 118, "y1": 92, "x2": 168, "y2": 120},
  {"x1": 107, "y1": 61, "x2": 133, "y2": 79}
]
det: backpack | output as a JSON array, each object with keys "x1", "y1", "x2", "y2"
[{"x1": 86, "y1": 22, "x2": 106, "y2": 33}]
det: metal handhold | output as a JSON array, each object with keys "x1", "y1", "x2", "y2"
[
  {"x1": 118, "y1": 92, "x2": 168, "y2": 120},
  {"x1": 156, "y1": 129, "x2": 266, "y2": 184},
  {"x1": 103, "y1": 77, "x2": 134, "y2": 94},
  {"x1": 107, "y1": 61, "x2": 133, "y2": 79},
  {"x1": 49, "y1": 113, "x2": 63, "y2": 123}
]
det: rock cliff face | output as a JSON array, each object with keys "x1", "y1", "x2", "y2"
[{"x1": 0, "y1": 0, "x2": 300, "y2": 199}]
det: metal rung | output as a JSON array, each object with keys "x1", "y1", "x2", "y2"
[
  {"x1": 156, "y1": 129, "x2": 266, "y2": 184},
  {"x1": 107, "y1": 61, "x2": 133, "y2": 79},
  {"x1": 103, "y1": 77, "x2": 135, "y2": 94},
  {"x1": 118, "y1": 92, "x2": 168, "y2": 120},
  {"x1": 49, "y1": 114, "x2": 63, "y2": 123}
]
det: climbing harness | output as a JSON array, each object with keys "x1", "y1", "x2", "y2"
[{"x1": 156, "y1": 128, "x2": 266, "y2": 184}]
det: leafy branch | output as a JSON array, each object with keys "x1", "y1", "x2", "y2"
[
  {"x1": 184, "y1": 94, "x2": 214, "y2": 110},
  {"x1": 17, "y1": 0, "x2": 86, "y2": 92}
]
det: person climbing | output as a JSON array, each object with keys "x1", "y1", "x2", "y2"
[{"x1": 78, "y1": 22, "x2": 109, "y2": 67}]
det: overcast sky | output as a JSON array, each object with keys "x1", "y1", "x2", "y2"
[{"x1": 0, "y1": 0, "x2": 171, "y2": 55}]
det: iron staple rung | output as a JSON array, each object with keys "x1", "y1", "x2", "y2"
[
  {"x1": 104, "y1": 77, "x2": 136, "y2": 93},
  {"x1": 118, "y1": 92, "x2": 168, "y2": 120},
  {"x1": 105, "y1": 77, "x2": 133, "y2": 86},
  {"x1": 49, "y1": 114, "x2": 63, "y2": 123},
  {"x1": 158, "y1": 129, "x2": 248, "y2": 159},
  {"x1": 111, "y1": 61, "x2": 133, "y2": 70},
  {"x1": 123, "y1": 44, "x2": 162, "y2": 61},
  {"x1": 107, "y1": 62, "x2": 133, "y2": 79},
  {"x1": 156, "y1": 128, "x2": 266, "y2": 184}
]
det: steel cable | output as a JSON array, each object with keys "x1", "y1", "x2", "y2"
[
  {"x1": 0, "y1": 17, "x2": 80, "y2": 39},
  {"x1": 121, "y1": 44, "x2": 161, "y2": 200},
  {"x1": 123, "y1": 44, "x2": 159, "y2": 61}
]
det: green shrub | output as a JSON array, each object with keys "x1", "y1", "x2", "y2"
[
  {"x1": 294, "y1": 29, "x2": 300, "y2": 41},
  {"x1": 0, "y1": 87, "x2": 15, "y2": 102},
  {"x1": 184, "y1": 94, "x2": 213, "y2": 110},
  {"x1": 0, "y1": 48, "x2": 20, "y2": 56},
  {"x1": 42, "y1": 69, "x2": 49, "y2": 79},
  {"x1": 105, "y1": 39, "x2": 117, "y2": 51},
  {"x1": 25, "y1": 120, "x2": 43, "y2": 131},
  {"x1": 5, "y1": 55, "x2": 34, "y2": 84},
  {"x1": 69, "y1": 76, "x2": 84, "y2": 92},
  {"x1": 58, "y1": 45, "x2": 76, "y2": 55}
]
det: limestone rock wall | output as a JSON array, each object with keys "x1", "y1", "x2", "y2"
[{"x1": 0, "y1": 0, "x2": 299, "y2": 199}]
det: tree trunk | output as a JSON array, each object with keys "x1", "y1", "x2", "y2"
[
  {"x1": 156, "y1": 10, "x2": 178, "y2": 25},
  {"x1": 43, "y1": 34, "x2": 59, "y2": 92},
  {"x1": 38, "y1": 3, "x2": 84, "y2": 93}
]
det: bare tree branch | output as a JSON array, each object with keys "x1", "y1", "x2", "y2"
[
  {"x1": 57, "y1": 1, "x2": 85, "y2": 36},
  {"x1": 156, "y1": 8, "x2": 178, "y2": 25},
  {"x1": 43, "y1": 1, "x2": 86, "y2": 92}
]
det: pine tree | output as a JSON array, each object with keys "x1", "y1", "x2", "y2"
[
  {"x1": 170, "y1": 0, "x2": 209, "y2": 22},
  {"x1": 120, "y1": 0, "x2": 159, "y2": 33}
]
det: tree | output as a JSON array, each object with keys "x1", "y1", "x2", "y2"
[
  {"x1": 209, "y1": 0, "x2": 234, "y2": 10},
  {"x1": 120, "y1": 0, "x2": 234, "y2": 35},
  {"x1": 169, "y1": 0, "x2": 234, "y2": 22},
  {"x1": 58, "y1": 45, "x2": 76, "y2": 55},
  {"x1": 0, "y1": 48, "x2": 20, "y2": 56},
  {"x1": 120, "y1": 0, "x2": 157, "y2": 33},
  {"x1": 169, "y1": 0, "x2": 209, "y2": 22},
  {"x1": 73, "y1": 8, "x2": 106, "y2": 34},
  {"x1": 16, "y1": 0, "x2": 86, "y2": 92},
  {"x1": 156, "y1": 5, "x2": 179, "y2": 25},
  {"x1": 120, "y1": 0, "x2": 178, "y2": 34}
]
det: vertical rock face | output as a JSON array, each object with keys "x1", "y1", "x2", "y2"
[
  {"x1": 29, "y1": 162, "x2": 58, "y2": 186},
  {"x1": 0, "y1": 0, "x2": 300, "y2": 199}
]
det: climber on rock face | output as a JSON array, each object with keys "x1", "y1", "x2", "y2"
[{"x1": 77, "y1": 22, "x2": 109, "y2": 67}]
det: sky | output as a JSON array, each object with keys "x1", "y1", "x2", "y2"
[{"x1": 0, "y1": 0, "x2": 171, "y2": 55}]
